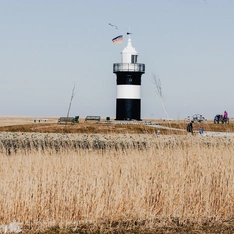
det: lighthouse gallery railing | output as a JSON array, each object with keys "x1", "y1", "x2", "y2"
[{"x1": 113, "y1": 63, "x2": 145, "y2": 73}]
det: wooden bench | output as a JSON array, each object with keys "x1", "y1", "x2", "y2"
[
  {"x1": 34, "y1": 119, "x2": 48, "y2": 123},
  {"x1": 58, "y1": 117, "x2": 76, "y2": 124},
  {"x1": 85, "y1": 116, "x2": 101, "y2": 123}
]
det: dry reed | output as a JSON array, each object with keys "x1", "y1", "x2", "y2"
[{"x1": 0, "y1": 134, "x2": 234, "y2": 233}]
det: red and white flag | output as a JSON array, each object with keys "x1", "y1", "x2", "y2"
[{"x1": 112, "y1": 35, "x2": 123, "y2": 44}]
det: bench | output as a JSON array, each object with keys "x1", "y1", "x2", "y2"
[
  {"x1": 58, "y1": 117, "x2": 76, "y2": 124},
  {"x1": 34, "y1": 119, "x2": 48, "y2": 123},
  {"x1": 85, "y1": 116, "x2": 101, "y2": 123}
]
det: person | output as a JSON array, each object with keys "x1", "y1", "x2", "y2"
[
  {"x1": 199, "y1": 125, "x2": 203, "y2": 135},
  {"x1": 187, "y1": 121, "x2": 193, "y2": 135},
  {"x1": 224, "y1": 111, "x2": 228, "y2": 120},
  {"x1": 214, "y1": 114, "x2": 221, "y2": 124}
]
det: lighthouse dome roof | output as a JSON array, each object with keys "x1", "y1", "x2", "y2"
[{"x1": 121, "y1": 38, "x2": 138, "y2": 55}]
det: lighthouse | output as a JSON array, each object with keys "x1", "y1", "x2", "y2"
[{"x1": 113, "y1": 36, "x2": 145, "y2": 120}]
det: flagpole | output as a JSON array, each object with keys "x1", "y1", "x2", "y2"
[{"x1": 128, "y1": 26, "x2": 131, "y2": 39}]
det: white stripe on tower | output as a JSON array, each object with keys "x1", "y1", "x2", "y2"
[{"x1": 117, "y1": 85, "x2": 140, "y2": 99}]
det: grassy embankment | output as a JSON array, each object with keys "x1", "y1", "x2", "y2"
[{"x1": 0, "y1": 119, "x2": 233, "y2": 134}]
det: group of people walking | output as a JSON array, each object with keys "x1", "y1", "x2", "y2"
[{"x1": 187, "y1": 110, "x2": 229, "y2": 135}]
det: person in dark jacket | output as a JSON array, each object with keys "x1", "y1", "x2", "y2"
[{"x1": 187, "y1": 121, "x2": 193, "y2": 134}]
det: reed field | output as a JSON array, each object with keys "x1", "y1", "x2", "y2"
[{"x1": 1, "y1": 117, "x2": 234, "y2": 233}]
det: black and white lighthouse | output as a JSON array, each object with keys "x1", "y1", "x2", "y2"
[{"x1": 113, "y1": 36, "x2": 145, "y2": 120}]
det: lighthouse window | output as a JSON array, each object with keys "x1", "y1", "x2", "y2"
[{"x1": 131, "y1": 55, "x2": 137, "y2": 64}]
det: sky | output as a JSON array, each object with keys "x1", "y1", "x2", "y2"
[{"x1": 0, "y1": 0, "x2": 234, "y2": 120}]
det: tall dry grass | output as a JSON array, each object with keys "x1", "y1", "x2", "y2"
[{"x1": 1, "y1": 135, "x2": 234, "y2": 232}]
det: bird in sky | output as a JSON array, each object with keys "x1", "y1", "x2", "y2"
[{"x1": 109, "y1": 23, "x2": 118, "y2": 29}]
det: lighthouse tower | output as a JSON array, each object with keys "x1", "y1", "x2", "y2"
[{"x1": 113, "y1": 36, "x2": 145, "y2": 120}]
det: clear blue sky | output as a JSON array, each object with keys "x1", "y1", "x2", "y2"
[{"x1": 0, "y1": 0, "x2": 234, "y2": 120}]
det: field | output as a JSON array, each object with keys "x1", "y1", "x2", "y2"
[{"x1": 1, "y1": 116, "x2": 234, "y2": 233}]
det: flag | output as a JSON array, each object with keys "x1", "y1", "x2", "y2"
[
  {"x1": 127, "y1": 32, "x2": 132, "y2": 35},
  {"x1": 112, "y1": 35, "x2": 123, "y2": 44}
]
